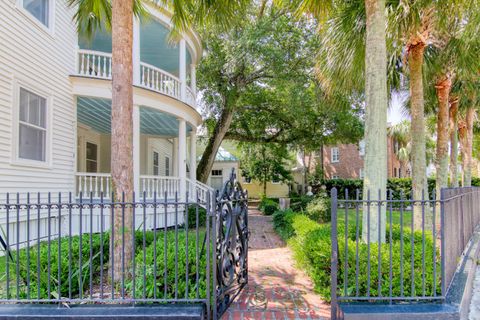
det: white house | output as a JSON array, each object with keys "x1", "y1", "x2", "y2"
[
  {"x1": 0, "y1": 0, "x2": 212, "y2": 245},
  {"x1": 0, "y1": 0, "x2": 210, "y2": 200}
]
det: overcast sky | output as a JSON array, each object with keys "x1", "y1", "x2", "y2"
[{"x1": 388, "y1": 91, "x2": 409, "y2": 125}]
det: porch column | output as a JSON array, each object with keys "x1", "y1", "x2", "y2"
[
  {"x1": 179, "y1": 39, "x2": 187, "y2": 101},
  {"x1": 173, "y1": 138, "x2": 178, "y2": 176},
  {"x1": 190, "y1": 64, "x2": 196, "y2": 95},
  {"x1": 178, "y1": 119, "x2": 187, "y2": 200},
  {"x1": 189, "y1": 129, "x2": 197, "y2": 181},
  {"x1": 133, "y1": 105, "x2": 141, "y2": 196},
  {"x1": 132, "y1": 17, "x2": 141, "y2": 85}
]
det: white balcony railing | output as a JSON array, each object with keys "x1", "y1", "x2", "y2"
[
  {"x1": 77, "y1": 50, "x2": 112, "y2": 79},
  {"x1": 75, "y1": 172, "x2": 112, "y2": 198},
  {"x1": 139, "y1": 62, "x2": 181, "y2": 100},
  {"x1": 75, "y1": 50, "x2": 196, "y2": 107}
]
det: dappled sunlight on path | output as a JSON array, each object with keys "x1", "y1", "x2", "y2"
[{"x1": 222, "y1": 208, "x2": 330, "y2": 319}]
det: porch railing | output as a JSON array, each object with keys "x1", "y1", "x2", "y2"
[
  {"x1": 139, "y1": 175, "x2": 180, "y2": 199},
  {"x1": 330, "y1": 187, "x2": 480, "y2": 319},
  {"x1": 75, "y1": 50, "x2": 195, "y2": 107},
  {"x1": 75, "y1": 173, "x2": 111, "y2": 198}
]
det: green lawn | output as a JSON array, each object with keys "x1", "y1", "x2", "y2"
[{"x1": 336, "y1": 208, "x2": 413, "y2": 228}]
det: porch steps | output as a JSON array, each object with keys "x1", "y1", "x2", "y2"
[{"x1": 0, "y1": 304, "x2": 205, "y2": 320}]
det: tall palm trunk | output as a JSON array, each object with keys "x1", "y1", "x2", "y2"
[
  {"x1": 434, "y1": 76, "x2": 451, "y2": 198},
  {"x1": 408, "y1": 41, "x2": 427, "y2": 229},
  {"x1": 362, "y1": 0, "x2": 388, "y2": 243},
  {"x1": 459, "y1": 121, "x2": 467, "y2": 186},
  {"x1": 464, "y1": 106, "x2": 475, "y2": 186},
  {"x1": 110, "y1": 1, "x2": 134, "y2": 283},
  {"x1": 449, "y1": 98, "x2": 459, "y2": 187}
]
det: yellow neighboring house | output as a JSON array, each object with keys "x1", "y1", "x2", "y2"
[{"x1": 197, "y1": 142, "x2": 289, "y2": 199}]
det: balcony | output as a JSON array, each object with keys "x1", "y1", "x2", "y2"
[{"x1": 76, "y1": 49, "x2": 196, "y2": 108}]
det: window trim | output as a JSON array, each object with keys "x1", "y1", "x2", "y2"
[
  {"x1": 85, "y1": 141, "x2": 99, "y2": 173},
  {"x1": 11, "y1": 80, "x2": 52, "y2": 169},
  {"x1": 16, "y1": 0, "x2": 55, "y2": 35},
  {"x1": 331, "y1": 147, "x2": 340, "y2": 163},
  {"x1": 152, "y1": 150, "x2": 160, "y2": 176},
  {"x1": 165, "y1": 155, "x2": 170, "y2": 176}
]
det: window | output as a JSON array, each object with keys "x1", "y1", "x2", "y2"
[
  {"x1": 359, "y1": 169, "x2": 364, "y2": 179},
  {"x1": 18, "y1": 88, "x2": 47, "y2": 162},
  {"x1": 153, "y1": 151, "x2": 159, "y2": 176},
  {"x1": 394, "y1": 167, "x2": 397, "y2": 177},
  {"x1": 165, "y1": 156, "x2": 170, "y2": 176},
  {"x1": 243, "y1": 176, "x2": 252, "y2": 184},
  {"x1": 272, "y1": 175, "x2": 280, "y2": 184},
  {"x1": 85, "y1": 142, "x2": 98, "y2": 172},
  {"x1": 332, "y1": 175, "x2": 340, "y2": 179},
  {"x1": 211, "y1": 170, "x2": 223, "y2": 177},
  {"x1": 331, "y1": 147, "x2": 340, "y2": 163},
  {"x1": 399, "y1": 168, "x2": 402, "y2": 178},
  {"x1": 359, "y1": 140, "x2": 365, "y2": 156},
  {"x1": 22, "y1": 0, "x2": 50, "y2": 27}
]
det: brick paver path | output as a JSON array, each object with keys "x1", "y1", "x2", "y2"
[{"x1": 222, "y1": 207, "x2": 330, "y2": 320}]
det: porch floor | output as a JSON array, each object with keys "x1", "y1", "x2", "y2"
[{"x1": 222, "y1": 208, "x2": 330, "y2": 320}]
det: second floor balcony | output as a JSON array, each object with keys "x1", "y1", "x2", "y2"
[{"x1": 74, "y1": 9, "x2": 200, "y2": 108}]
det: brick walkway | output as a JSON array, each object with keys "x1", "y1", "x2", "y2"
[{"x1": 222, "y1": 207, "x2": 330, "y2": 320}]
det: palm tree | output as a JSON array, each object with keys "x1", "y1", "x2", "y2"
[
  {"x1": 68, "y1": 0, "x2": 249, "y2": 284},
  {"x1": 388, "y1": 121, "x2": 411, "y2": 177},
  {"x1": 299, "y1": 0, "x2": 389, "y2": 243}
]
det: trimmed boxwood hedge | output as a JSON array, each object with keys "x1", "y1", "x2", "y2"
[{"x1": 273, "y1": 209, "x2": 440, "y2": 301}]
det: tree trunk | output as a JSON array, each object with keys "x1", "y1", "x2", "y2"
[
  {"x1": 362, "y1": 0, "x2": 388, "y2": 243},
  {"x1": 408, "y1": 41, "x2": 427, "y2": 229},
  {"x1": 459, "y1": 122, "x2": 467, "y2": 186},
  {"x1": 449, "y1": 99, "x2": 459, "y2": 187},
  {"x1": 196, "y1": 106, "x2": 235, "y2": 183},
  {"x1": 464, "y1": 106, "x2": 475, "y2": 186},
  {"x1": 110, "y1": 1, "x2": 134, "y2": 283},
  {"x1": 434, "y1": 76, "x2": 451, "y2": 199}
]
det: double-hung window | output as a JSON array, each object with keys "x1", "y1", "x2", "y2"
[
  {"x1": 18, "y1": 88, "x2": 47, "y2": 162},
  {"x1": 165, "y1": 156, "x2": 170, "y2": 176},
  {"x1": 331, "y1": 147, "x2": 340, "y2": 163},
  {"x1": 21, "y1": 0, "x2": 51, "y2": 28}
]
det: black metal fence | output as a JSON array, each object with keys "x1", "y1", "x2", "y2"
[
  {"x1": 330, "y1": 187, "x2": 480, "y2": 319},
  {"x1": 0, "y1": 171, "x2": 248, "y2": 320}
]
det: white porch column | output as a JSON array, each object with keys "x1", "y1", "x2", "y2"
[
  {"x1": 178, "y1": 119, "x2": 187, "y2": 200},
  {"x1": 190, "y1": 64, "x2": 196, "y2": 95},
  {"x1": 189, "y1": 129, "x2": 197, "y2": 181},
  {"x1": 133, "y1": 105, "x2": 141, "y2": 196},
  {"x1": 133, "y1": 17, "x2": 141, "y2": 85},
  {"x1": 179, "y1": 39, "x2": 187, "y2": 101},
  {"x1": 172, "y1": 138, "x2": 178, "y2": 176}
]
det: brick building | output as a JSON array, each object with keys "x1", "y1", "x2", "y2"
[{"x1": 321, "y1": 137, "x2": 404, "y2": 180}]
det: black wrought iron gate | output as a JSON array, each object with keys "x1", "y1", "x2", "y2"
[{"x1": 213, "y1": 169, "x2": 249, "y2": 319}]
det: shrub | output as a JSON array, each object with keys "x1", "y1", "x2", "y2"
[
  {"x1": 289, "y1": 195, "x2": 314, "y2": 212},
  {"x1": 272, "y1": 209, "x2": 297, "y2": 240},
  {"x1": 305, "y1": 195, "x2": 331, "y2": 223},
  {"x1": 127, "y1": 230, "x2": 209, "y2": 299},
  {"x1": 259, "y1": 197, "x2": 279, "y2": 216},
  {"x1": 289, "y1": 220, "x2": 440, "y2": 302},
  {"x1": 186, "y1": 205, "x2": 207, "y2": 228}
]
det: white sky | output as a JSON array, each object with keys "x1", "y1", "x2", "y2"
[{"x1": 388, "y1": 91, "x2": 409, "y2": 125}]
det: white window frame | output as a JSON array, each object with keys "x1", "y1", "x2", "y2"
[
  {"x1": 11, "y1": 80, "x2": 52, "y2": 169},
  {"x1": 359, "y1": 140, "x2": 365, "y2": 156},
  {"x1": 152, "y1": 149, "x2": 160, "y2": 176},
  {"x1": 165, "y1": 156, "x2": 170, "y2": 176},
  {"x1": 331, "y1": 147, "x2": 340, "y2": 163},
  {"x1": 17, "y1": 0, "x2": 55, "y2": 35},
  {"x1": 359, "y1": 168, "x2": 364, "y2": 179}
]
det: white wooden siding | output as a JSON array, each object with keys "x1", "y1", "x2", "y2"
[{"x1": 0, "y1": 0, "x2": 77, "y2": 195}]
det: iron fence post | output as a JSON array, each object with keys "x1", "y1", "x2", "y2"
[{"x1": 331, "y1": 188, "x2": 338, "y2": 320}]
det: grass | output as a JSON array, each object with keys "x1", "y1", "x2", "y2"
[{"x1": 337, "y1": 208, "x2": 413, "y2": 228}]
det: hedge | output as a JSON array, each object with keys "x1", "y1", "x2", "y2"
[
  {"x1": 272, "y1": 209, "x2": 440, "y2": 301},
  {"x1": 313, "y1": 177, "x2": 480, "y2": 200}
]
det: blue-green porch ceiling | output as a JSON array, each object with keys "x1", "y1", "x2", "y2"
[
  {"x1": 77, "y1": 97, "x2": 192, "y2": 136},
  {"x1": 78, "y1": 19, "x2": 192, "y2": 76}
]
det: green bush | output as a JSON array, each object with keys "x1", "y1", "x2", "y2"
[
  {"x1": 186, "y1": 205, "x2": 207, "y2": 228},
  {"x1": 272, "y1": 209, "x2": 297, "y2": 240},
  {"x1": 258, "y1": 198, "x2": 279, "y2": 215},
  {"x1": 287, "y1": 219, "x2": 440, "y2": 301},
  {"x1": 127, "y1": 230, "x2": 209, "y2": 299},
  {"x1": 289, "y1": 195, "x2": 314, "y2": 212},
  {"x1": 305, "y1": 195, "x2": 331, "y2": 223}
]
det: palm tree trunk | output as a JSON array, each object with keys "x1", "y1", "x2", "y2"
[
  {"x1": 408, "y1": 41, "x2": 427, "y2": 229},
  {"x1": 110, "y1": 0, "x2": 134, "y2": 283},
  {"x1": 449, "y1": 99, "x2": 459, "y2": 187},
  {"x1": 459, "y1": 122, "x2": 467, "y2": 186},
  {"x1": 362, "y1": 0, "x2": 388, "y2": 243},
  {"x1": 435, "y1": 76, "x2": 451, "y2": 198},
  {"x1": 464, "y1": 106, "x2": 475, "y2": 186}
]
